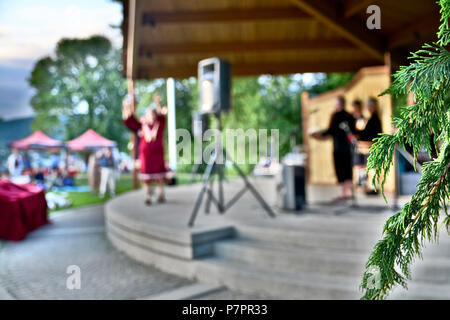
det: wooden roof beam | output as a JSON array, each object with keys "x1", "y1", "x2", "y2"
[
  {"x1": 388, "y1": 14, "x2": 440, "y2": 49},
  {"x1": 290, "y1": 0, "x2": 386, "y2": 62},
  {"x1": 342, "y1": 0, "x2": 379, "y2": 19},
  {"x1": 139, "y1": 39, "x2": 356, "y2": 57},
  {"x1": 138, "y1": 60, "x2": 381, "y2": 79},
  {"x1": 141, "y1": 7, "x2": 310, "y2": 26}
]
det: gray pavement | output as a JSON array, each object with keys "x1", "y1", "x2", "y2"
[
  {"x1": 0, "y1": 204, "x2": 266, "y2": 300},
  {"x1": 0, "y1": 180, "x2": 417, "y2": 300},
  {"x1": 0, "y1": 205, "x2": 194, "y2": 300}
]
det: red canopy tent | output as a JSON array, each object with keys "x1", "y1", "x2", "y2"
[
  {"x1": 10, "y1": 130, "x2": 63, "y2": 150},
  {"x1": 67, "y1": 129, "x2": 116, "y2": 152}
]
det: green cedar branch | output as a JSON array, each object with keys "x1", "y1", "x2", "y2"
[{"x1": 360, "y1": 0, "x2": 450, "y2": 300}]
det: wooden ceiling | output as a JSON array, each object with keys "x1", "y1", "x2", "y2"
[{"x1": 121, "y1": 0, "x2": 441, "y2": 79}]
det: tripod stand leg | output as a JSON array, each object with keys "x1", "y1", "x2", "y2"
[
  {"x1": 188, "y1": 184, "x2": 208, "y2": 227},
  {"x1": 217, "y1": 164, "x2": 225, "y2": 213},
  {"x1": 205, "y1": 179, "x2": 213, "y2": 214},
  {"x1": 230, "y1": 159, "x2": 276, "y2": 218},
  {"x1": 188, "y1": 153, "x2": 217, "y2": 227}
]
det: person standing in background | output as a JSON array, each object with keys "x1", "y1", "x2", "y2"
[
  {"x1": 88, "y1": 149, "x2": 102, "y2": 193},
  {"x1": 311, "y1": 96, "x2": 356, "y2": 202},
  {"x1": 122, "y1": 94, "x2": 168, "y2": 206},
  {"x1": 99, "y1": 147, "x2": 116, "y2": 198},
  {"x1": 359, "y1": 97, "x2": 383, "y2": 143},
  {"x1": 352, "y1": 100, "x2": 367, "y2": 133},
  {"x1": 351, "y1": 100, "x2": 368, "y2": 188},
  {"x1": 7, "y1": 149, "x2": 23, "y2": 178},
  {"x1": 357, "y1": 97, "x2": 383, "y2": 194}
]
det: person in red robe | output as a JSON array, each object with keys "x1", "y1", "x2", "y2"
[{"x1": 122, "y1": 95, "x2": 168, "y2": 205}]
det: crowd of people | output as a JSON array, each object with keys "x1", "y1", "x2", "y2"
[
  {"x1": 311, "y1": 96, "x2": 383, "y2": 202},
  {"x1": 1, "y1": 146, "x2": 121, "y2": 204},
  {"x1": 3, "y1": 149, "x2": 76, "y2": 189}
]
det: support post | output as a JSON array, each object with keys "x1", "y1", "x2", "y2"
[
  {"x1": 167, "y1": 78, "x2": 177, "y2": 171},
  {"x1": 128, "y1": 79, "x2": 139, "y2": 190}
]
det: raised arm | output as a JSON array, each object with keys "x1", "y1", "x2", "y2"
[
  {"x1": 153, "y1": 94, "x2": 168, "y2": 116},
  {"x1": 122, "y1": 98, "x2": 141, "y2": 132},
  {"x1": 322, "y1": 113, "x2": 337, "y2": 137}
]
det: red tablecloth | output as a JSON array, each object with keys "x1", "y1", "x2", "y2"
[{"x1": 0, "y1": 180, "x2": 48, "y2": 241}]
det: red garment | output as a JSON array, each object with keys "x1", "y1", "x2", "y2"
[
  {"x1": 0, "y1": 180, "x2": 48, "y2": 241},
  {"x1": 123, "y1": 114, "x2": 168, "y2": 182}
]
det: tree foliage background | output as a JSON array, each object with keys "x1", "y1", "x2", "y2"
[
  {"x1": 29, "y1": 35, "x2": 352, "y2": 166},
  {"x1": 29, "y1": 36, "x2": 128, "y2": 150}
]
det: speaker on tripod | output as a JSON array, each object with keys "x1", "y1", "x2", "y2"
[
  {"x1": 189, "y1": 112, "x2": 210, "y2": 182},
  {"x1": 188, "y1": 58, "x2": 276, "y2": 227},
  {"x1": 198, "y1": 57, "x2": 231, "y2": 115},
  {"x1": 192, "y1": 112, "x2": 209, "y2": 137}
]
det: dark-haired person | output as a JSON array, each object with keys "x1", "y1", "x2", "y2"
[
  {"x1": 352, "y1": 100, "x2": 367, "y2": 133},
  {"x1": 359, "y1": 98, "x2": 382, "y2": 143},
  {"x1": 357, "y1": 97, "x2": 383, "y2": 194},
  {"x1": 351, "y1": 100, "x2": 368, "y2": 188},
  {"x1": 122, "y1": 94, "x2": 168, "y2": 205},
  {"x1": 312, "y1": 96, "x2": 356, "y2": 201}
]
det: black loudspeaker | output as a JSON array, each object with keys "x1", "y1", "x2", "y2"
[
  {"x1": 198, "y1": 57, "x2": 231, "y2": 114},
  {"x1": 192, "y1": 112, "x2": 209, "y2": 137},
  {"x1": 293, "y1": 166, "x2": 307, "y2": 210},
  {"x1": 278, "y1": 164, "x2": 306, "y2": 211}
]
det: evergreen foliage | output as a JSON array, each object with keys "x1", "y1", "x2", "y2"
[
  {"x1": 29, "y1": 36, "x2": 128, "y2": 149},
  {"x1": 360, "y1": 0, "x2": 450, "y2": 300}
]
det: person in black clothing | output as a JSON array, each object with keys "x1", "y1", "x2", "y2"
[
  {"x1": 313, "y1": 96, "x2": 356, "y2": 201},
  {"x1": 355, "y1": 97, "x2": 383, "y2": 194},
  {"x1": 352, "y1": 100, "x2": 368, "y2": 172},
  {"x1": 359, "y1": 97, "x2": 382, "y2": 142}
]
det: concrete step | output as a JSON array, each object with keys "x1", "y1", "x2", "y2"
[
  {"x1": 195, "y1": 257, "x2": 362, "y2": 300},
  {"x1": 215, "y1": 238, "x2": 450, "y2": 285},
  {"x1": 105, "y1": 214, "x2": 234, "y2": 260},
  {"x1": 138, "y1": 283, "x2": 224, "y2": 300},
  {"x1": 234, "y1": 223, "x2": 450, "y2": 258},
  {"x1": 235, "y1": 211, "x2": 390, "y2": 236},
  {"x1": 235, "y1": 224, "x2": 379, "y2": 253},
  {"x1": 196, "y1": 254, "x2": 450, "y2": 299},
  {"x1": 389, "y1": 281, "x2": 450, "y2": 300},
  {"x1": 408, "y1": 254, "x2": 450, "y2": 284},
  {"x1": 215, "y1": 239, "x2": 368, "y2": 278},
  {"x1": 275, "y1": 212, "x2": 389, "y2": 229}
]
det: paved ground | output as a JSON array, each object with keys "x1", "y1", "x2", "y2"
[
  {"x1": 0, "y1": 181, "x2": 413, "y2": 300},
  {"x1": 0, "y1": 204, "x2": 270, "y2": 300},
  {"x1": 0, "y1": 205, "x2": 196, "y2": 300}
]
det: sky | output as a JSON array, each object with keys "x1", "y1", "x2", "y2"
[{"x1": 0, "y1": 0, "x2": 122, "y2": 120}]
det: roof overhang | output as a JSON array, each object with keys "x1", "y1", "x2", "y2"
[{"x1": 121, "y1": 0, "x2": 441, "y2": 80}]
